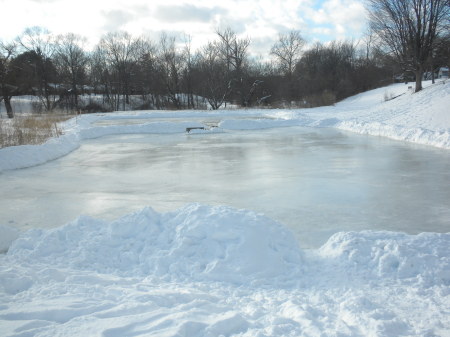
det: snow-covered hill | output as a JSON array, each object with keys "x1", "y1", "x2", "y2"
[{"x1": 271, "y1": 80, "x2": 450, "y2": 147}]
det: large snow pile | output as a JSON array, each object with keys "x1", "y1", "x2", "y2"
[
  {"x1": 0, "y1": 204, "x2": 449, "y2": 336},
  {"x1": 7, "y1": 204, "x2": 303, "y2": 284}
]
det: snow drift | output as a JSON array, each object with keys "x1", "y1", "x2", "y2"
[
  {"x1": 319, "y1": 231, "x2": 450, "y2": 286},
  {"x1": 7, "y1": 204, "x2": 303, "y2": 284},
  {"x1": 5, "y1": 204, "x2": 449, "y2": 287},
  {"x1": 1, "y1": 204, "x2": 449, "y2": 336}
]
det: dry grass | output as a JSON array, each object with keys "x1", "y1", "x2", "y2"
[{"x1": 0, "y1": 114, "x2": 72, "y2": 148}]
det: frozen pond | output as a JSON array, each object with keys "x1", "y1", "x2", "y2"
[{"x1": 2, "y1": 126, "x2": 450, "y2": 248}]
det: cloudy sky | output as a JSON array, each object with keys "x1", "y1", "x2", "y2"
[{"x1": 0, "y1": 0, "x2": 367, "y2": 56}]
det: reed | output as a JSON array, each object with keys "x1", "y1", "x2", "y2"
[{"x1": 0, "y1": 114, "x2": 72, "y2": 148}]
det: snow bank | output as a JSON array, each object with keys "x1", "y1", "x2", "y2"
[
  {"x1": 333, "y1": 80, "x2": 450, "y2": 147},
  {"x1": 0, "y1": 133, "x2": 80, "y2": 171},
  {"x1": 319, "y1": 231, "x2": 450, "y2": 286},
  {"x1": 337, "y1": 121, "x2": 450, "y2": 149},
  {"x1": 6, "y1": 205, "x2": 449, "y2": 287},
  {"x1": 7, "y1": 204, "x2": 304, "y2": 284},
  {"x1": 1, "y1": 205, "x2": 449, "y2": 336}
]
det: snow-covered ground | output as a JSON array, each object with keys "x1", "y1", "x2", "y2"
[{"x1": 0, "y1": 80, "x2": 449, "y2": 336}]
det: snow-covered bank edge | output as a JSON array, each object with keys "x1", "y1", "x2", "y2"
[
  {"x1": 337, "y1": 121, "x2": 450, "y2": 149},
  {"x1": 0, "y1": 133, "x2": 81, "y2": 172},
  {"x1": 0, "y1": 120, "x2": 207, "y2": 172}
]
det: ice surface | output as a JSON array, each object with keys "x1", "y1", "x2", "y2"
[{"x1": 1, "y1": 126, "x2": 449, "y2": 248}]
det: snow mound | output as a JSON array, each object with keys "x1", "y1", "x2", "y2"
[
  {"x1": 2, "y1": 206, "x2": 450, "y2": 336},
  {"x1": 8, "y1": 204, "x2": 304, "y2": 284},
  {"x1": 319, "y1": 231, "x2": 450, "y2": 286},
  {"x1": 7, "y1": 204, "x2": 450, "y2": 288},
  {"x1": 0, "y1": 225, "x2": 20, "y2": 253}
]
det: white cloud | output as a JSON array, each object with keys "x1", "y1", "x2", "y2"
[
  {"x1": 0, "y1": 0, "x2": 367, "y2": 56},
  {"x1": 304, "y1": 0, "x2": 367, "y2": 41},
  {"x1": 154, "y1": 4, "x2": 226, "y2": 23}
]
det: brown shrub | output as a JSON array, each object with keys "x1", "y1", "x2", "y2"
[{"x1": 0, "y1": 114, "x2": 72, "y2": 148}]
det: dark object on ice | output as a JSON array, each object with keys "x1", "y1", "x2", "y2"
[{"x1": 186, "y1": 127, "x2": 205, "y2": 133}]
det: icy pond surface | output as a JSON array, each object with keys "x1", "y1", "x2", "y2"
[{"x1": 2, "y1": 126, "x2": 450, "y2": 248}]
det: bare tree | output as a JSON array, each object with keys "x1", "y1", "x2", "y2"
[
  {"x1": 429, "y1": 33, "x2": 450, "y2": 82},
  {"x1": 367, "y1": 0, "x2": 450, "y2": 92},
  {"x1": 18, "y1": 27, "x2": 58, "y2": 111},
  {"x1": 135, "y1": 37, "x2": 160, "y2": 108},
  {"x1": 54, "y1": 33, "x2": 88, "y2": 110},
  {"x1": 158, "y1": 33, "x2": 183, "y2": 109},
  {"x1": 270, "y1": 30, "x2": 305, "y2": 101},
  {"x1": 0, "y1": 41, "x2": 17, "y2": 118},
  {"x1": 87, "y1": 46, "x2": 111, "y2": 109},
  {"x1": 99, "y1": 31, "x2": 143, "y2": 110},
  {"x1": 182, "y1": 35, "x2": 195, "y2": 109},
  {"x1": 359, "y1": 26, "x2": 381, "y2": 63},
  {"x1": 216, "y1": 28, "x2": 251, "y2": 106},
  {"x1": 271, "y1": 30, "x2": 305, "y2": 78},
  {"x1": 197, "y1": 42, "x2": 232, "y2": 110}
]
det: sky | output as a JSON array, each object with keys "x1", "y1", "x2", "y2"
[{"x1": 0, "y1": 0, "x2": 368, "y2": 57}]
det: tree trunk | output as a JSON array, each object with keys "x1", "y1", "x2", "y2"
[
  {"x1": 4, "y1": 96, "x2": 14, "y2": 118},
  {"x1": 72, "y1": 81, "x2": 78, "y2": 109},
  {"x1": 431, "y1": 64, "x2": 435, "y2": 84},
  {"x1": 415, "y1": 66, "x2": 423, "y2": 92}
]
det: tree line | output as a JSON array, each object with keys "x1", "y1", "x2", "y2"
[{"x1": 1, "y1": 0, "x2": 448, "y2": 118}]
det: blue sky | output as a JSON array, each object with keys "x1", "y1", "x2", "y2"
[{"x1": 0, "y1": 0, "x2": 368, "y2": 56}]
